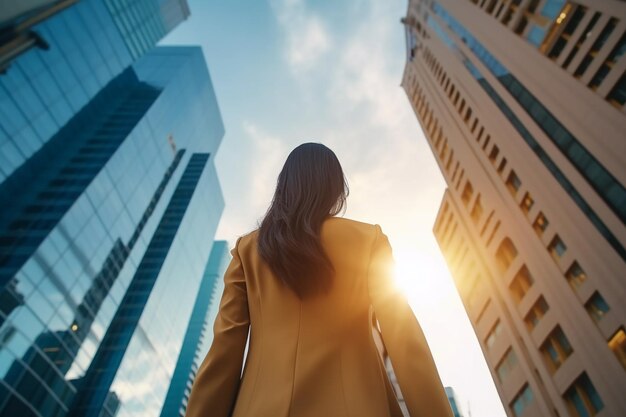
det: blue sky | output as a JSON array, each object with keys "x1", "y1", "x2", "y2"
[{"x1": 163, "y1": 1, "x2": 506, "y2": 416}]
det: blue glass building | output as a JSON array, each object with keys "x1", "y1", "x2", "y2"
[
  {"x1": 445, "y1": 387, "x2": 464, "y2": 417},
  {"x1": 159, "y1": 240, "x2": 229, "y2": 417},
  {"x1": 0, "y1": 1, "x2": 226, "y2": 416},
  {"x1": 0, "y1": 0, "x2": 189, "y2": 181}
]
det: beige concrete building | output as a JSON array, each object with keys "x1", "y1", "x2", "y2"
[{"x1": 401, "y1": 1, "x2": 626, "y2": 417}]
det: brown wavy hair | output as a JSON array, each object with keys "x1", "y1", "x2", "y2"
[{"x1": 258, "y1": 143, "x2": 349, "y2": 298}]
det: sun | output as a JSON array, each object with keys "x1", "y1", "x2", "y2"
[{"x1": 392, "y1": 246, "x2": 445, "y2": 305}]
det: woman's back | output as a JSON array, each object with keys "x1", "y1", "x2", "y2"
[{"x1": 186, "y1": 217, "x2": 453, "y2": 417}]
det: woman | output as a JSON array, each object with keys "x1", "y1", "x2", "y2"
[{"x1": 185, "y1": 143, "x2": 453, "y2": 417}]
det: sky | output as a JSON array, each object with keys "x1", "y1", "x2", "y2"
[{"x1": 163, "y1": 1, "x2": 507, "y2": 416}]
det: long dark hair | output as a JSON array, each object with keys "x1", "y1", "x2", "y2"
[{"x1": 258, "y1": 142, "x2": 349, "y2": 298}]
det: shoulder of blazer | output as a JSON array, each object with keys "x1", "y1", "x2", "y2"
[
  {"x1": 326, "y1": 216, "x2": 380, "y2": 240},
  {"x1": 326, "y1": 216, "x2": 377, "y2": 231},
  {"x1": 232, "y1": 229, "x2": 259, "y2": 255}
]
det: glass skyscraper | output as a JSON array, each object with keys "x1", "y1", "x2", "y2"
[
  {"x1": 0, "y1": 0, "x2": 190, "y2": 180},
  {"x1": 445, "y1": 387, "x2": 464, "y2": 417},
  {"x1": 0, "y1": 1, "x2": 227, "y2": 416},
  {"x1": 159, "y1": 240, "x2": 229, "y2": 417}
]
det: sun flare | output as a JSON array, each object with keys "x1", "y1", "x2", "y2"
[{"x1": 392, "y1": 246, "x2": 446, "y2": 304}]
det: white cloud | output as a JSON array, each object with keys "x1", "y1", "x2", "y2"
[
  {"x1": 262, "y1": 0, "x2": 445, "y2": 249},
  {"x1": 242, "y1": 121, "x2": 289, "y2": 213},
  {"x1": 271, "y1": 0, "x2": 331, "y2": 71}
]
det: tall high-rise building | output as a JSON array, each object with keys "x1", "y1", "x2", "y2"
[
  {"x1": 159, "y1": 240, "x2": 229, "y2": 417},
  {"x1": 0, "y1": 0, "x2": 190, "y2": 181},
  {"x1": 0, "y1": 0, "x2": 189, "y2": 73},
  {"x1": 445, "y1": 386, "x2": 465, "y2": 417},
  {"x1": 0, "y1": 1, "x2": 226, "y2": 416},
  {"x1": 402, "y1": 1, "x2": 625, "y2": 417}
]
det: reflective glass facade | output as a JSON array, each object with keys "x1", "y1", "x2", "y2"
[
  {"x1": 0, "y1": 0, "x2": 133, "y2": 181},
  {"x1": 160, "y1": 240, "x2": 229, "y2": 417},
  {"x1": 0, "y1": 1, "x2": 225, "y2": 415},
  {"x1": 0, "y1": 0, "x2": 189, "y2": 182},
  {"x1": 103, "y1": 0, "x2": 190, "y2": 60}
]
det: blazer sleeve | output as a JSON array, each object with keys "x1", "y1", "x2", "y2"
[
  {"x1": 368, "y1": 224, "x2": 453, "y2": 417},
  {"x1": 186, "y1": 237, "x2": 250, "y2": 417}
]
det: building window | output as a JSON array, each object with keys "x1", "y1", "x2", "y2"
[
  {"x1": 488, "y1": 145, "x2": 499, "y2": 164},
  {"x1": 461, "y1": 181, "x2": 474, "y2": 206},
  {"x1": 485, "y1": 319, "x2": 503, "y2": 349},
  {"x1": 477, "y1": 126, "x2": 484, "y2": 142},
  {"x1": 548, "y1": 5, "x2": 586, "y2": 60},
  {"x1": 496, "y1": 237, "x2": 518, "y2": 271},
  {"x1": 525, "y1": 296, "x2": 549, "y2": 331},
  {"x1": 506, "y1": 170, "x2": 521, "y2": 196},
  {"x1": 511, "y1": 383, "x2": 534, "y2": 417},
  {"x1": 485, "y1": 0, "x2": 497, "y2": 14},
  {"x1": 440, "y1": 141, "x2": 449, "y2": 160},
  {"x1": 533, "y1": 212, "x2": 549, "y2": 236},
  {"x1": 503, "y1": 3, "x2": 516, "y2": 22},
  {"x1": 436, "y1": 129, "x2": 443, "y2": 148},
  {"x1": 574, "y1": 18, "x2": 618, "y2": 78},
  {"x1": 496, "y1": 348, "x2": 518, "y2": 382},
  {"x1": 510, "y1": 265, "x2": 534, "y2": 304},
  {"x1": 563, "y1": 372, "x2": 604, "y2": 417},
  {"x1": 497, "y1": 157, "x2": 507, "y2": 174},
  {"x1": 464, "y1": 107, "x2": 472, "y2": 123},
  {"x1": 515, "y1": 15, "x2": 529, "y2": 35},
  {"x1": 589, "y1": 34, "x2": 626, "y2": 90},
  {"x1": 520, "y1": 192, "x2": 534, "y2": 215},
  {"x1": 562, "y1": 11, "x2": 599, "y2": 69},
  {"x1": 607, "y1": 73, "x2": 626, "y2": 108},
  {"x1": 608, "y1": 327, "x2": 626, "y2": 371},
  {"x1": 482, "y1": 134, "x2": 491, "y2": 150},
  {"x1": 540, "y1": 325, "x2": 573, "y2": 373},
  {"x1": 471, "y1": 194, "x2": 483, "y2": 224},
  {"x1": 446, "y1": 150, "x2": 454, "y2": 172},
  {"x1": 456, "y1": 170, "x2": 465, "y2": 190},
  {"x1": 539, "y1": 1, "x2": 571, "y2": 53},
  {"x1": 548, "y1": 234, "x2": 567, "y2": 259},
  {"x1": 585, "y1": 292, "x2": 609, "y2": 322},
  {"x1": 565, "y1": 262, "x2": 587, "y2": 290}
]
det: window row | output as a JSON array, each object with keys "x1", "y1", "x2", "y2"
[
  {"x1": 416, "y1": 47, "x2": 611, "y2": 340},
  {"x1": 468, "y1": 0, "x2": 625, "y2": 108},
  {"x1": 433, "y1": 42, "x2": 598, "y2": 289},
  {"x1": 420, "y1": 50, "x2": 504, "y2": 249},
  {"x1": 491, "y1": 332, "x2": 604, "y2": 417},
  {"x1": 487, "y1": 325, "x2": 606, "y2": 417},
  {"x1": 496, "y1": 237, "x2": 612, "y2": 324},
  {"x1": 507, "y1": 371, "x2": 605, "y2": 417},
  {"x1": 412, "y1": 24, "x2": 623, "y2": 397}
]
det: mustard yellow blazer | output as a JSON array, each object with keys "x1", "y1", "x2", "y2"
[{"x1": 186, "y1": 217, "x2": 453, "y2": 417}]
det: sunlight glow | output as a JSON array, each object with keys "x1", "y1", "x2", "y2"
[{"x1": 392, "y1": 246, "x2": 444, "y2": 305}]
